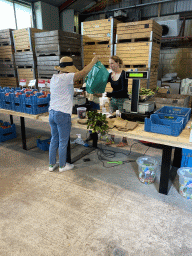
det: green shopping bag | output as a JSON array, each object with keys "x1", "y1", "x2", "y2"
[{"x1": 85, "y1": 61, "x2": 109, "y2": 94}]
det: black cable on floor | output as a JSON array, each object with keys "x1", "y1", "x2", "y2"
[{"x1": 94, "y1": 142, "x2": 150, "y2": 168}]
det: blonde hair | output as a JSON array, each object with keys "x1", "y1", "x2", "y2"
[{"x1": 110, "y1": 55, "x2": 124, "y2": 68}]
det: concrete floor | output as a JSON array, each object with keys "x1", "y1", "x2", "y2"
[{"x1": 0, "y1": 113, "x2": 192, "y2": 256}]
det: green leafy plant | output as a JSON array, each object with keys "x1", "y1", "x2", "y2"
[{"x1": 87, "y1": 111, "x2": 109, "y2": 134}]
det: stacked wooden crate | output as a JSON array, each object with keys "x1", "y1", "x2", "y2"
[
  {"x1": 13, "y1": 28, "x2": 44, "y2": 86},
  {"x1": 81, "y1": 18, "x2": 119, "y2": 67},
  {"x1": 0, "y1": 29, "x2": 18, "y2": 87},
  {"x1": 115, "y1": 20, "x2": 162, "y2": 92},
  {"x1": 34, "y1": 30, "x2": 82, "y2": 80}
]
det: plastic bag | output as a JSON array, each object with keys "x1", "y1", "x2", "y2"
[{"x1": 85, "y1": 61, "x2": 109, "y2": 94}]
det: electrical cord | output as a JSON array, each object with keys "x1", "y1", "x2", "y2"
[{"x1": 95, "y1": 142, "x2": 150, "y2": 168}]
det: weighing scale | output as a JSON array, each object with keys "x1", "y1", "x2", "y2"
[{"x1": 121, "y1": 71, "x2": 155, "y2": 122}]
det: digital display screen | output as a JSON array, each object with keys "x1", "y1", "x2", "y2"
[
  {"x1": 129, "y1": 73, "x2": 144, "y2": 78},
  {"x1": 125, "y1": 71, "x2": 148, "y2": 79}
]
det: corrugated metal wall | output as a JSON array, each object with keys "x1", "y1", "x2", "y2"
[{"x1": 86, "y1": 0, "x2": 192, "y2": 19}]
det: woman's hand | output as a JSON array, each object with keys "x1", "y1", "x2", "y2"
[{"x1": 92, "y1": 55, "x2": 99, "y2": 64}]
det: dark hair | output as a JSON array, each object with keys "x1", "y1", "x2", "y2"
[{"x1": 110, "y1": 55, "x2": 124, "y2": 67}]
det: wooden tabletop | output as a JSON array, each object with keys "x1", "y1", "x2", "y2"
[
  {"x1": 0, "y1": 109, "x2": 39, "y2": 120},
  {"x1": 1, "y1": 109, "x2": 192, "y2": 149},
  {"x1": 71, "y1": 118, "x2": 192, "y2": 150}
]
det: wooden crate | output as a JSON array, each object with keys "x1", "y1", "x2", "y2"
[
  {"x1": 82, "y1": 18, "x2": 119, "y2": 45},
  {"x1": 13, "y1": 28, "x2": 44, "y2": 52},
  {"x1": 0, "y1": 45, "x2": 14, "y2": 61},
  {"x1": 0, "y1": 77, "x2": 18, "y2": 87},
  {"x1": 15, "y1": 51, "x2": 36, "y2": 68},
  {"x1": 116, "y1": 20, "x2": 162, "y2": 43},
  {"x1": 36, "y1": 55, "x2": 82, "y2": 79},
  {"x1": 34, "y1": 30, "x2": 81, "y2": 56},
  {"x1": 0, "y1": 29, "x2": 14, "y2": 46},
  {"x1": 115, "y1": 42, "x2": 160, "y2": 68},
  {"x1": 17, "y1": 68, "x2": 36, "y2": 87},
  {"x1": 153, "y1": 93, "x2": 190, "y2": 109},
  {"x1": 81, "y1": 18, "x2": 119, "y2": 67},
  {"x1": 83, "y1": 44, "x2": 112, "y2": 66}
]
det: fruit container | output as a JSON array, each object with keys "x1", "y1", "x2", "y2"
[
  {"x1": 155, "y1": 106, "x2": 191, "y2": 129},
  {"x1": 136, "y1": 156, "x2": 159, "y2": 184},
  {"x1": 77, "y1": 107, "x2": 87, "y2": 119},
  {"x1": 0, "y1": 121, "x2": 17, "y2": 142},
  {"x1": 22, "y1": 92, "x2": 50, "y2": 115}
]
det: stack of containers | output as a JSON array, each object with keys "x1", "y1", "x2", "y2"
[
  {"x1": 115, "y1": 20, "x2": 162, "y2": 92},
  {"x1": 81, "y1": 18, "x2": 119, "y2": 93},
  {"x1": 0, "y1": 86, "x2": 50, "y2": 115},
  {"x1": 0, "y1": 87, "x2": 15, "y2": 110},
  {"x1": 0, "y1": 29, "x2": 18, "y2": 88},
  {"x1": 34, "y1": 30, "x2": 82, "y2": 80},
  {"x1": 21, "y1": 91, "x2": 50, "y2": 115},
  {"x1": 12, "y1": 28, "x2": 44, "y2": 87},
  {"x1": 144, "y1": 106, "x2": 191, "y2": 136}
]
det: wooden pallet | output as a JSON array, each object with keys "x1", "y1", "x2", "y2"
[
  {"x1": 116, "y1": 32, "x2": 161, "y2": 44},
  {"x1": 0, "y1": 77, "x2": 18, "y2": 87},
  {"x1": 82, "y1": 18, "x2": 119, "y2": 45},
  {"x1": 34, "y1": 30, "x2": 81, "y2": 56},
  {"x1": 13, "y1": 28, "x2": 45, "y2": 52},
  {"x1": 17, "y1": 68, "x2": 36, "y2": 87}
]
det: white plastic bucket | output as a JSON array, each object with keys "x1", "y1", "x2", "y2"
[
  {"x1": 77, "y1": 107, "x2": 87, "y2": 119},
  {"x1": 136, "y1": 156, "x2": 159, "y2": 184},
  {"x1": 177, "y1": 167, "x2": 192, "y2": 199}
]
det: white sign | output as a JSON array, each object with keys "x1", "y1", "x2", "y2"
[
  {"x1": 38, "y1": 79, "x2": 46, "y2": 88},
  {"x1": 19, "y1": 79, "x2": 26, "y2": 87},
  {"x1": 28, "y1": 79, "x2": 36, "y2": 88}
]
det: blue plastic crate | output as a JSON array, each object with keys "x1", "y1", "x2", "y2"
[
  {"x1": 144, "y1": 114, "x2": 184, "y2": 136},
  {"x1": 11, "y1": 93, "x2": 23, "y2": 112},
  {"x1": 155, "y1": 106, "x2": 191, "y2": 128},
  {"x1": 22, "y1": 93, "x2": 50, "y2": 115},
  {"x1": 0, "y1": 122, "x2": 17, "y2": 142},
  {"x1": 181, "y1": 148, "x2": 192, "y2": 167},
  {"x1": 3, "y1": 101, "x2": 12, "y2": 110},
  {"x1": 37, "y1": 138, "x2": 51, "y2": 151}
]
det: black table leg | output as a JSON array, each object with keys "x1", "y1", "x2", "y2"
[
  {"x1": 66, "y1": 137, "x2": 71, "y2": 163},
  {"x1": 20, "y1": 117, "x2": 27, "y2": 150},
  {"x1": 172, "y1": 147, "x2": 182, "y2": 168},
  {"x1": 10, "y1": 115, "x2": 13, "y2": 124},
  {"x1": 159, "y1": 145, "x2": 172, "y2": 195}
]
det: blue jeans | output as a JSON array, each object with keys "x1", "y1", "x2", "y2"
[{"x1": 49, "y1": 109, "x2": 71, "y2": 167}]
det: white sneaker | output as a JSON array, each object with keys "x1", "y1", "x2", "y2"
[
  {"x1": 49, "y1": 163, "x2": 59, "y2": 172},
  {"x1": 59, "y1": 163, "x2": 74, "y2": 172}
]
